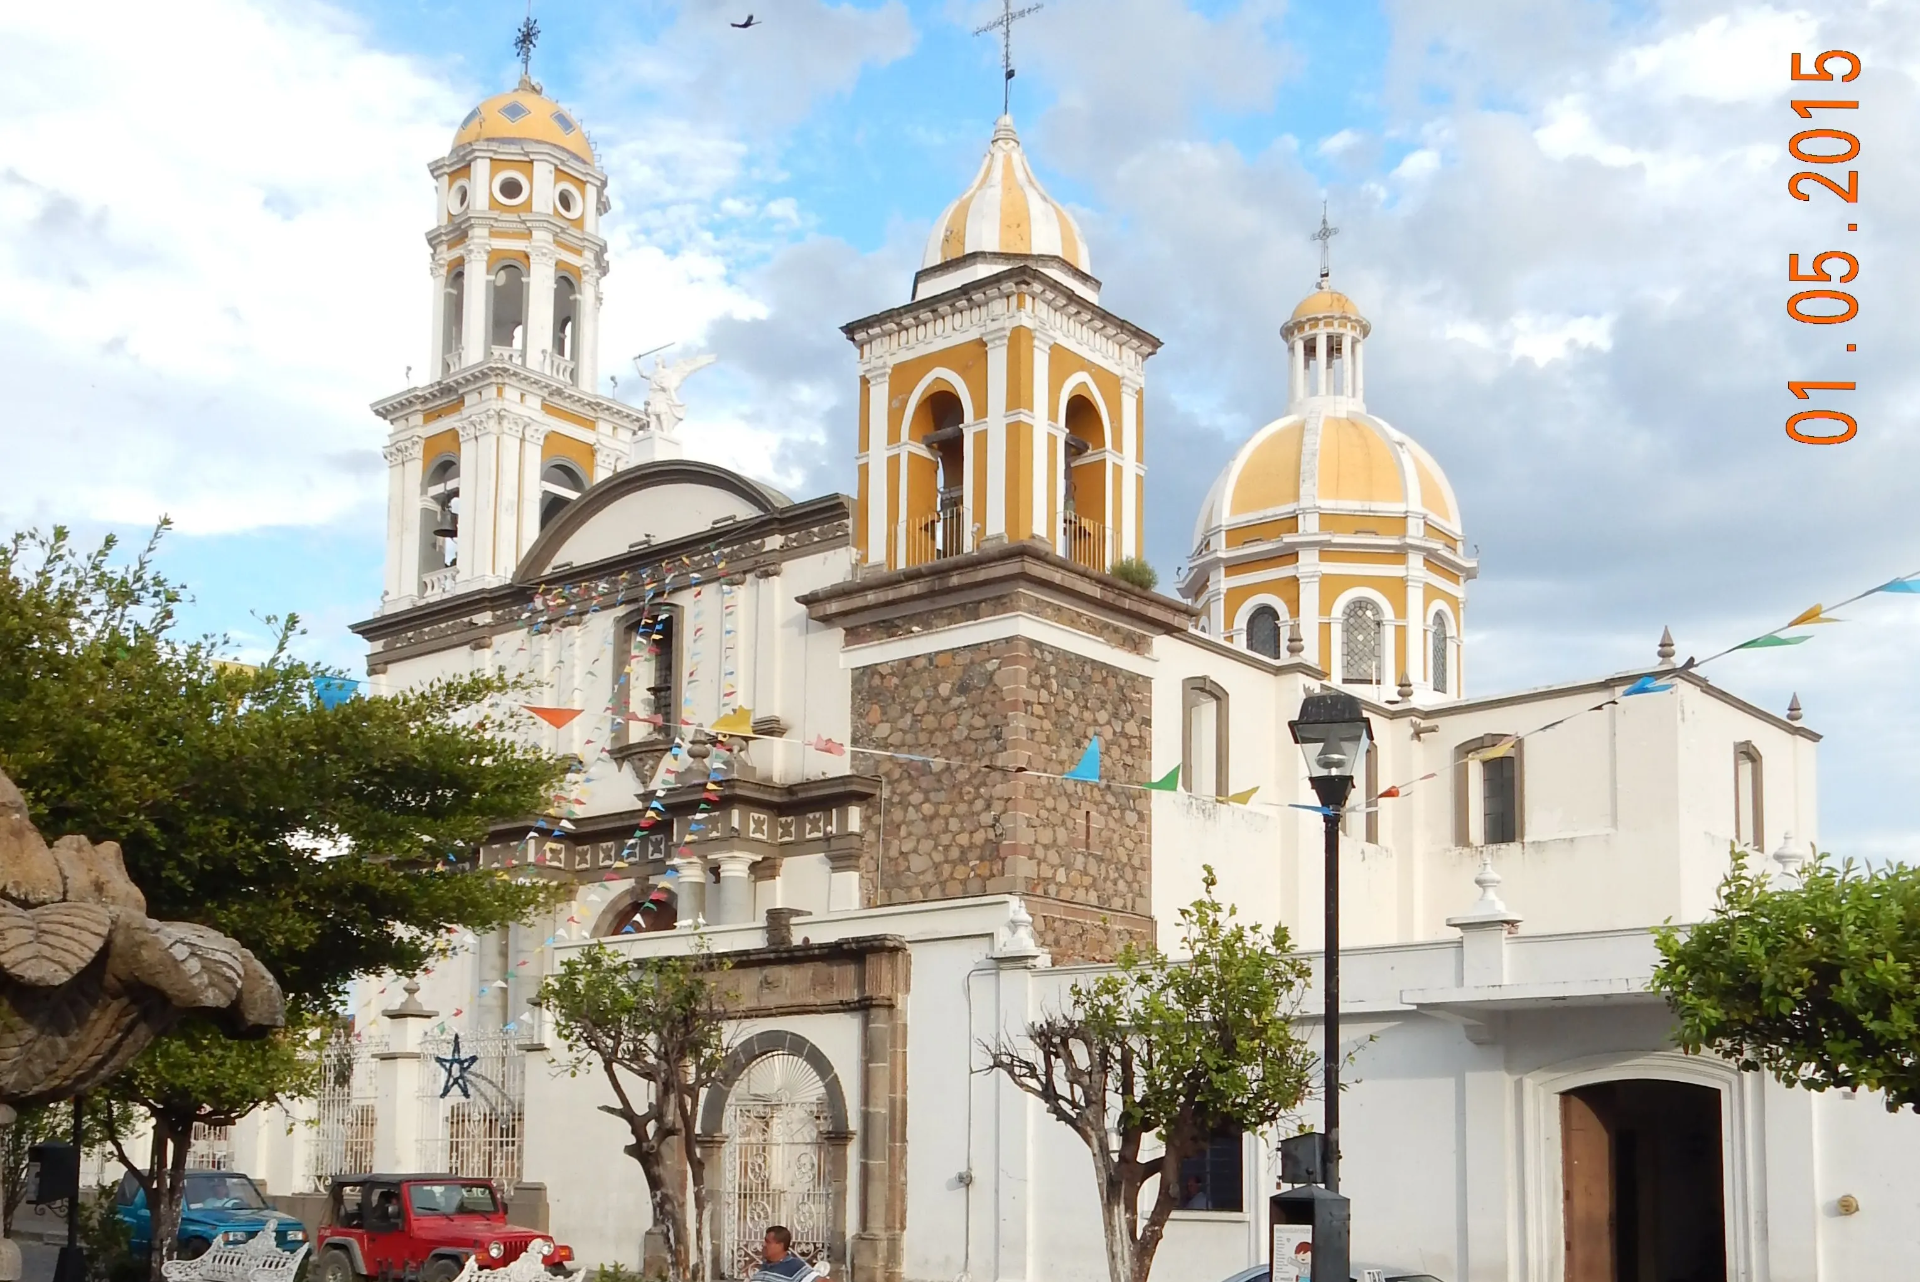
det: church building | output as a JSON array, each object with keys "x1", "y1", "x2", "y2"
[{"x1": 226, "y1": 71, "x2": 1915, "y2": 1282}]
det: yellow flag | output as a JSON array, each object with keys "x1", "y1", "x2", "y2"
[
  {"x1": 1222, "y1": 786, "x2": 1260, "y2": 805},
  {"x1": 1474, "y1": 736, "x2": 1519, "y2": 761},
  {"x1": 1786, "y1": 603, "x2": 1842, "y2": 626},
  {"x1": 710, "y1": 706, "x2": 755, "y2": 736}
]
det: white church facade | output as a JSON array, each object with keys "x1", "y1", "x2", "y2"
[{"x1": 223, "y1": 74, "x2": 1919, "y2": 1282}]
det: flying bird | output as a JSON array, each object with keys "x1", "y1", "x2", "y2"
[{"x1": 731, "y1": 14, "x2": 760, "y2": 27}]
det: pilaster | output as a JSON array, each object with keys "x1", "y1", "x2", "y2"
[
  {"x1": 461, "y1": 233, "x2": 492, "y2": 369},
  {"x1": 517, "y1": 421, "x2": 549, "y2": 561},
  {"x1": 863, "y1": 366, "x2": 891, "y2": 564},
  {"x1": 527, "y1": 241, "x2": 558, "y2": 379},
  {"x1": 1030, "y1": 331, "x2": 1053, "y2": 549},
  {"x1": 383, "y1": 438, "x2": 423, "y2": 604},
  {"x1": 373, "y1": 981, "x2": 438, "y2": 1173},
  {"x1": 576, "y1": 264, "x2": 601, "y2": 392},
  {"x1": 1120, "y1": 374, "x2": 1141, "y2": 558},
  {"x1": 457, "y1": 416, "x2": 498, "y2": 581},
  {"x1": 983, "y1": 329, "x2": 1010, "y2": 541}
]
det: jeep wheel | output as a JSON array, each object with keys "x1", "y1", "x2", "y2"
[
  {"x1": 423, "y1": 1258, "x2": 464, "y2": 1282},
  {"x1": 316, "y1": 1248, "x2": 359, "y2": 1282}
]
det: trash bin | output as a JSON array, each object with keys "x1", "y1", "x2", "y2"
[{"x1": 1269, "y1": 1183, "x2": 1348, "y2": 1282}]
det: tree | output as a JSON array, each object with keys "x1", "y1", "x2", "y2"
[
  {"x1": 987, "y1": 869, "x2": 1317, "y2": 1282},
  {"x1": 0, "y1": 525, "x2": 568, "y2": 1272},
  {"x1": 100, "y1": 1017, "x2": 321, "y2": 1277},
  {"x1": 539, "y1": 944, "x2": 733, "y2": 1282},
  {"x1": 1652, "y1": 847, "x2": 1920, "y2": 1110}
]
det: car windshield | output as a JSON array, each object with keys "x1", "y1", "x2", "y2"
[
  {"x1": 407, "y1": 1183, "x2": 500, "y2": 1216},
  {"x1": 183, "y1": 1174, "x2": 269, "y2": 1211}
]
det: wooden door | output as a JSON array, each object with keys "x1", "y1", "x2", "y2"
[{"x1": 1561, "y1": 1091, "x2": 1614, "y2": 1282}]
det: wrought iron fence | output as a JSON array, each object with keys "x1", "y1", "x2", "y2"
[
  {"x1": 313, "y1": 1030, "x2": 381, "y2": 1188},
  {"x1": 718, "y1": 1054, "x2": 833, "y2": 1279},
  {"x1": 417, "y1": 1031, "x2": 526, "y2": 1184}
]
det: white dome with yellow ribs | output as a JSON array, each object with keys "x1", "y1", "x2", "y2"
[{"x1": 915, "y1": 116, "x2": 1091, "y2": 301}]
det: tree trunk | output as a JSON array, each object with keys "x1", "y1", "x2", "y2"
[{"x1": 147, "y1": 1118, "x2": 194, "y2": 1282}]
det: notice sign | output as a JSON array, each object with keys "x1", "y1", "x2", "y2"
[{"x1": 1271, "y1": 1225, "x2": 1314, "y2": 1282}]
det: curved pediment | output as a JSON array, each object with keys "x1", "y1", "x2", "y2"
[{"x1": 516, "y1": 460, "x2": 793, "y2": 581}]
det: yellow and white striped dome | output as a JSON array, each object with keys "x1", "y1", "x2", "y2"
[
  {"x1": 922, "y1": 116, "x2": 1090, "y2": 275},
  {"x1": 453, "y1": 78, "x2": 595, "y2": 164},
  {"x1": 1192, "y1": 412, "x2": 1462, "y2": 552}
]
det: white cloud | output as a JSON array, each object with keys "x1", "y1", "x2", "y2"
[
  {"x1": 1318, "y1": 129, "x2": 1364, "y2": 157},
  {"x1": 1609, "y1": 8, "x2": 1821, "y2": 103}
]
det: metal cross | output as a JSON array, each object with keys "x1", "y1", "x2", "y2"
[
  {"x1": 514, "y1": 5, "x2": 540, "y2": 80},
  {"x1": 1312, "y1": 200, "x2": 1339, "y2": 287},
  {"x1": 974, "y1": 0, "x2": 1043, "y2": 116}
]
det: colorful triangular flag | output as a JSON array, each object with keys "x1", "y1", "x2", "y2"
[
  {"x1": 1063, "y1": 736, "x2": 1101, "y2": 782},
  {"x1": 525, "y1": 705, "x2": 584, "y2": 729},
  {"x1": 1875, "y1": 577, "x2": 1920, "y2": 594},
  {"x1": 1223, "y1": 786, "x2": 1259, "y2": 805},
  {"x1": 1786, "y1": 604, "x2": 1843, "y2": 627},
  {"x1": 1734, "y1": 634, "x2": 1813, "y2": 650},
  {"x1": 1143, "y1": 764, "x2": 1181, "y2": 791},
  {"x1": 312, "y1": 676, "x2": 360, "y2": 709},
  {"x1": 710, "y1": 706, "x2": 754, "y2": 736},
  {"x1": 1473, "y1": 736, "x2": 1519, "y2": 761},
  {"x1": 1621, "y1": 675, "x2": 1674, "y2": 697}
]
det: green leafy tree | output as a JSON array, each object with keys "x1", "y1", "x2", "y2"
[
  {"x1": 100, "y1": 1018, "x2": 322, "y2": 1276},
  {"x1": 987, "y1": 868, "x2": 1317, "y2": 1282},
  {"x1": 539, "y1": 945, "x2": 733, "y2": 1282},
  {"x1": 1653, "y1": 847, "x2": 1920, "y2": 1110},
  {"x1": 0, "y1": 525, "x2": 567, "y2": 1273}
]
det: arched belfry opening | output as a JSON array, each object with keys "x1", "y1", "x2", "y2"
[
  {"x1": 1062, "y1": 393, "x2": 1108, "y2": 570},
  {"x1": 539, "y1": 460, "x2": 587, "y2": 530},
  {"x1": 907, "y1": 387, "x2": 968, "y2": 562},
  {"x1": 420, "y1": 456, "x2": 461, "y2": 587},
  {"x1": 490, "y1": 262, "x2": 527, "y2": 359}
]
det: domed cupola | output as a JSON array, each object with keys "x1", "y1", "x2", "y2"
[
  {"x1": 1182, "y1": 253, "x2": 1477, "y2": 702},
  {"x1": 913, "y1": 116, "x2": 1097, "y2": 304}
]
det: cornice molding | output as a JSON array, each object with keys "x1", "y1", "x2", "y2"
[{"x1": 372, "y1": 357, "x2": 645, "y2": 431}]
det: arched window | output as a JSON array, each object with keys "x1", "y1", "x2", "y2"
[
  {"x1": 623, "y1": 607, "x2": 678, "y2": 744},
  {"x1": 608, "y1": 884, "x2": 677, "y2": 934},
  {"x1": 551, "y1": 274, "x2": 578, "y2": 372},
  {"x1": 912, "y1": 389, "x2": 967, "y2": 560},
  {"x1": 1341, "y1": 598, "x2": 1383, "y2": 684},
  {"x1": 489, "y1": 262, "x2": 527, "y2": 358},
  {"x1": 1182, "y1": 678, "x2": 1230, "y2": 798},
  {"x1": 1062, "y1": 394, "x2": 1107, "y2": 570},
  {"x1": 1246, "y1": 606, "x2": 1282, "y2": 659},
  {"x1": 442, "y1": 268, "x2": 465, "y2": 372},
  {"x1": 1430, "y1": 612, "x2": 1450, "y2": 694},
  {"x1": 539, "y1": 460, "x2": 586, "y2": 530},
  {"x1": 420, "y1": 456, "x2": 460, "y2": 579}
]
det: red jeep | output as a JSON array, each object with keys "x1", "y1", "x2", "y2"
[{"x1": 314, "y1": 1174, "x2": 576, "y2": 1282}]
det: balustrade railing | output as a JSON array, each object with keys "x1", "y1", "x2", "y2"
[
  {"x1": 1062, "y1": 514, "x2": 1112, "y2": 573},
  {"x1": 421, "y1": 566, "x2": 460, "y2": 597}
]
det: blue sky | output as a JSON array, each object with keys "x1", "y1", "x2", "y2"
[{"x1": 4, "y1": 0, "x2": 1918, "y2": 862}]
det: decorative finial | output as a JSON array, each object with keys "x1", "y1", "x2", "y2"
[
  {"x1": 974, "y1": 0, "x2": 1043, "y2": 117},
  {"x1": 514, "y1": 3, "x2": 541, "y2": 83},
  {"x1": 1397, "y1": 672, "x2": 1414, "y2": 701},
  {"x1": 1771, "y1": 831, "x2": 1809, "y2": 880},
  {"x1": 1657, "y1": 625, "x2": 1675, "y2": 667},
  {"x1": 1286, "y1": 622, "x2": 1304, "y2": 658},
  {"x1": 1787, "y1": 692, "x2": 1803, "y2": 722},
  {"x1": 1311, "y1": 200, "x2": 1339, "y2": 288}
]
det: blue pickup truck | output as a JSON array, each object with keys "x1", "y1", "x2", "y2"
[{"x1": 114, "y1": 1169, "x2": 308, "y2": 1259}]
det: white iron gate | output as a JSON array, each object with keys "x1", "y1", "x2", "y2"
[
  {"x1": 718, "y1": 1054, "x2": 833, "y2": 1278},
  {"x1": 417, "y1": 1031, "x2": 525, "y2": 1183},
  {"x1": 312, "y1": 1030, "x2": 381, "y2": 1188}
]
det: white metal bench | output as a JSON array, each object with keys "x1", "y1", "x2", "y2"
[
  {"x1": 449, "y1": 1239, "x2": 560, "y2": 1282},
  {"x1": 161, "y1": 1217, "x2": 309, "y2": 1282}
]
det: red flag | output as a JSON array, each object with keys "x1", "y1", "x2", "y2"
[
  {"x1": 525, "y1": 705, "x2": 583, "y2": 729},
  {"x1": 809, "y1": 735, "x2": 848, "y2": 757}
]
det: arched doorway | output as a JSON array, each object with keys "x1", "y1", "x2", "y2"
[
  {"x1": 716, "y1": 1052, "x2": 837, "y2": 1278},
  {"x1": 1561, "y1": 1079, "x2": 1726, "y2": 1282}
]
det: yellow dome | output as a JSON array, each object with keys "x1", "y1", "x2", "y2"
[
  {"x1": 452, "y1": 80, "x2": 594, "y2": 163},
  {"x1": 922, "y1": 116, "x2": 1089, "y2": 274},
  {"x1": 1193, "y1": 413, "x2": 1461, "y2": 548},
  {"x1": 1290, "y1": 289, "x2": 1363, "y2": 322}
]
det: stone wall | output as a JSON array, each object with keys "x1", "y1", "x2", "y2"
[{"x1": 854, "y1": 634, "x2": 1153, "y2": 962}]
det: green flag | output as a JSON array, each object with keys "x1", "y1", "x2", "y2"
[{"x1": 1144, "y1": 764, "x2": 1180, "y2": 791}]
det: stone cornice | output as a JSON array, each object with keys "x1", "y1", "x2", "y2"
[
  {"x1": 431, "y1": 138, "x2": 608, "y2": 186},
  {"x1": 428, "y1": 213, "x2": 608, "y2": 270},
  {"x1": 842, "y1": 262, "x2": 1163, "y2": 358},
  {"x1": 800, "y1": 538, "x2": 1196, "y2": 638},
  {"x1": 1364, "y1": 668, "x2": 1822, "y2": 742},
  {"x1": 371, "y1": 358, "x2": 645, "y2": 432}
]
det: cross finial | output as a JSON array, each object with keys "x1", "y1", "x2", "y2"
[
  {"x1": 514, "y1": 3, "x2": 540, "y2": 81},
  {"x1": 974, "y1": 0, "x2": 1044, "y2": 117},
  {"x1": 1311, "y1": 200, "x2": 1339, "y2": 287}
]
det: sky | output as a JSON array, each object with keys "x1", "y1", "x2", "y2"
[{"x1": 2, "y1": 0, "x2": 1916, "y2": 860}]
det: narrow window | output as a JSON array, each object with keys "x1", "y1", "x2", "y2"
[
  {"x1": 551, "y1": 274, "x2": 578, "y2": 372},
  {"x1": 624, "y1": 610, "x2": 678, "y2": 742},
  {"x1": 442, "y1": 268, "x2": 465, "y2": 372},
  {"x1": 1182, "y1": 679, "x2": 1230, "y2": 798},
  {"x1": 1176, "y1": 1130, "x2": 1244, "y2": 1212},
  {"x1": 1341, "y1": 598, "x2": 1383, "y2": 684},
  {"x1": 1246, "y1": 606, "x2": 1282, "y2": 659},
  {"x1": 539, "y1": 460, "x2": 586, "y2": 530},
  {"x1": 1430, "y1": 612, "x2": 1450, "y2": 694},
  {"x1": 1482, "y1": 755, "x2": 1517, "y2": 844},
  {"x1": 420, "y1": 456, "x2": 460, "y2": 581},
  {"x1": 1734, "y1": 743, "x2": 1763, "y2": 850}
]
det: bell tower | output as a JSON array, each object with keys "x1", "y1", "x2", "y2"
[
  {"x1": 369, "y1": 75, "x2": 674, "y2": 613},
  {"x1": 844, "y1": 117, "x2": 1159, "y2": 573}
]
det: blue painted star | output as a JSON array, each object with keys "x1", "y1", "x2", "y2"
[{"x1": 436, "y1": 1033, "x2": 479, "y2": 1100}]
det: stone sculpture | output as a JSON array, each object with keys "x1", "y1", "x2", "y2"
[{"x1": 0, "y1": 768, "x2": 285, "y2": 1278}]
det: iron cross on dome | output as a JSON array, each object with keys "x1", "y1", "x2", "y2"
[{"x1": 974, "y1": 0, "x2": 1043, "y2": 115}]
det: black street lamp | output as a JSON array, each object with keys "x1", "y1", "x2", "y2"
[{"x1": 1272, "y1": 689, "x2": 1372, "y2": 1282}]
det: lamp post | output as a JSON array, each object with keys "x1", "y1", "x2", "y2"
[{"x1": 1271, "y1": 689, "x2": 1372, "y2": 1282}]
